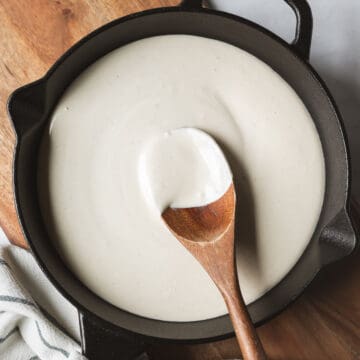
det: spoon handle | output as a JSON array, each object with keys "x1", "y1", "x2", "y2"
[{"x1": 222, "y1": 280, "x2": 267, "y2": 360}]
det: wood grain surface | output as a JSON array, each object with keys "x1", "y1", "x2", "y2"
[{"x1": 0, "y1": 1, "x2": 359, "y2": 359}]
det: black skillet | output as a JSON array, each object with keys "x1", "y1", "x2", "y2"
[{"x1": 7, "y1": 0, "x2": 358, "y2": 359}]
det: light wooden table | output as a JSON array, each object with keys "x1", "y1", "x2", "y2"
[{"x1": 0, "y1": 1, "x2": 359, "y2": 359}]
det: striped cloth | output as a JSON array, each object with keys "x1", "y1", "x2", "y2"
[{"x1": 0, "y1": 227, "x2": 86, "y2": 360}]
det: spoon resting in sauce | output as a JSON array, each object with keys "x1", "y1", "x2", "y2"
[
  {"x1": 162, "y1": 184, "x2": 266, "y2": 360},
  {"x1": 160, "y1": 129, "x2": 266, "y2": 360}
]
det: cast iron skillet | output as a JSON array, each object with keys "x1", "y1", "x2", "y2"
[{"x1": 8, "y1": 0, "x2": 358, "y2": 359}]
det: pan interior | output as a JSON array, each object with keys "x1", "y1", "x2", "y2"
[{"x1": 38, "y1": 34, "x2": 325, "y2": 322}]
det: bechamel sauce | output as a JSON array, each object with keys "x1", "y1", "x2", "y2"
[
  {"x1": 140, "y1": 128, "x2": 232, "y2": 210},
  {"x1": 38, "y1": 35, "x2": 325, "y2": 322}
]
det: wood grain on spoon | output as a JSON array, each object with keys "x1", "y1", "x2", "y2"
[{"x1": 162, "y1": 183, "x2": 267, "y2": 360}]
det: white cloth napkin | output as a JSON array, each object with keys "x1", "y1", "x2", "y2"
[{"x1": 0, "y1": 227, "x2": 86, "y2": 360}]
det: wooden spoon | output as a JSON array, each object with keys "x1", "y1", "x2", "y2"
[{"x1": 162, "y1": 183, "x2": 267, "y2": 360}]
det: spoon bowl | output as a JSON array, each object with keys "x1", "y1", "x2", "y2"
[{"x1": 162, "y1": 182, "x2": 235, "y2": 243}]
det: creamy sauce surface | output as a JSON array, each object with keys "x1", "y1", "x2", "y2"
[
  {"x1": 140, "y1": 127, "x2": 232, "y2": 211},
  {"x1": 38, "y1": 35, "x2": 325, "y2": 321}
]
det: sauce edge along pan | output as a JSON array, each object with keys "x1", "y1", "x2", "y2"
[{"x1": 7, "y1": 1, "x2": 359, "y2": 359}]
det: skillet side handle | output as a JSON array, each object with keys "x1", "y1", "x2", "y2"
[
  {"x1": 180, "y1": 0, "x2": 203, "y2": 8},
  {"x1": 285, "y1": 0, "x2": 313, "y2": 60},
  {"x1": 319, "y1": 207, "x2": 358, "y2": 266},
  {"x1": 79, "y1": 312, "x2": 149, "y2": 360},
  {"x1": 179, "y1": 0, "x2": 313, "y2": 60},
  {"x1": 7, "y1": 80, "x2": 46, "y2": 138}
]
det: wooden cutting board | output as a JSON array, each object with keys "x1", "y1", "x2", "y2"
[{"x1": 0, "y1": 1, "x2": 359, "y2": 359}]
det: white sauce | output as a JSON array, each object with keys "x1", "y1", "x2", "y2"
[
  {"x1": 38, "y1": 35, "x2": 325, "y2": 322},
  {"x1": 139, "y1": 128, "x2": 232, "y2": 211}
]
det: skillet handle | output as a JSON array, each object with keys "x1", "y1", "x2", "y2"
[
  {"x1": 79, "y1": 312, "x2": 149, "y2": 360},
  {"x1": 180, "y1": 0, "x2": 203, "y2": 8},
  {"x1": 319, "y1": 207, "x2": 357, "y2": 266},
  {"x1": 285, "y1": 0, "x2": 313, "y2": 60},
  {"x1": 179, "y1": 0, "x2": 313, "y2": 60},
  {"x1": 8, "y1": 79, "x2": 46, "y2": 138}
]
